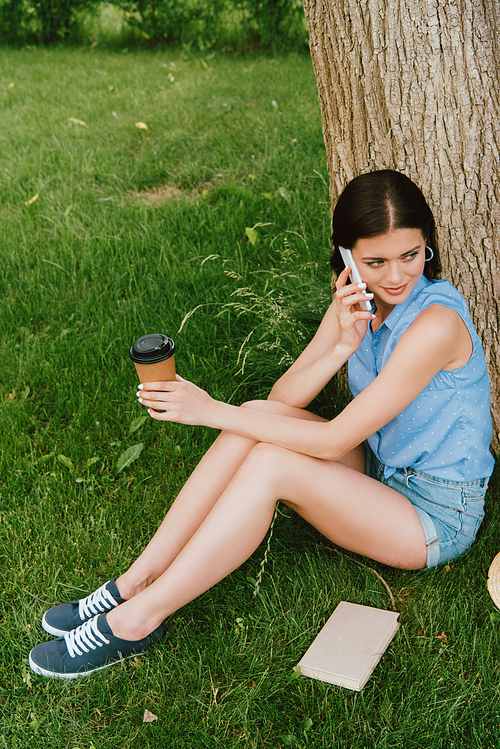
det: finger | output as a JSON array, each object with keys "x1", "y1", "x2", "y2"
[
  {"x1": 137, "y1": 391, "x2": 171, "y2": 407},
  {"x1": 137, "y1": 394, "x2": 156, "y2": 406},
  {"x1": 335, "y1": 266, "x2": 351, "y2": 290},
  {"x1": 350, "y1": 309, "x2": 376, "y2": 321},
  {"x1": 147, "y1": 407, "x2": 173, "y2": 421},
  {"x1": 138, "y1": 380, "x2": 178, "y2": 393},
  {"x1": 340, "y1": 290, "x2": 374, "y2": 308},
  {"x1": 336, "y1": 280, "x2": 367, "y2": 298}
]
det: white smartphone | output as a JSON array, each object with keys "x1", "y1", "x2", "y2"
[{"x1": 338, "y1": 246, "x2": 376, "y2": 314}]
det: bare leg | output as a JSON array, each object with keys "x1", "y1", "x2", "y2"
[
  {"x1": 108, "y1": 440, "x2": 426, "y2": 641},
  {"x1": 116, "y1": 401, "x2": 327, "y2": 599}
]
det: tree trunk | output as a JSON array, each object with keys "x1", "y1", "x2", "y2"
[{"x1": 303, "y1": 0, "x2": 500, "y2": 453}]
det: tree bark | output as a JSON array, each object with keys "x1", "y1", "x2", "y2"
[{"x1": 303, "y1": 0, "x2": 500, "y2": 453}]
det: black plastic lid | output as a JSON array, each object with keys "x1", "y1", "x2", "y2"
[{"x1": 129, "y1": 334, "x2": 175, "y2": 365}]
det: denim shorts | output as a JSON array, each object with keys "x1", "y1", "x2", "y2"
[{"x1": 365, "y1": 446, "x2": 488, "y2": 569}]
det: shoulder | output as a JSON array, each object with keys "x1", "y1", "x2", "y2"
[
  {"x1": 398, "y1": 303, "x2": 460, "y2": 346},
  {"x1": 396, "y1": 304, "x2": 471, "y2": 370},
  {"x1": 400, "y1": 278, "x2": 472, "y2": 341},
  {"x1": 416, "y1": 279, "x2": 469, "y2": 316},
  {"x1": 411, "y1": 303, "x2": 464, "y2": 330}
]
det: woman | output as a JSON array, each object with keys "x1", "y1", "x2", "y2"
[{"x1": 29, "y1": 170, "x2": 494, "y2": 679}]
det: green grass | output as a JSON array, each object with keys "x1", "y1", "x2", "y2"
[{"x1": 0, "y1": 46, "x2": 499, "y2": 748}]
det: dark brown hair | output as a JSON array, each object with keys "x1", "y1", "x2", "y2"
[{"x1": 330, "y1": 170, "x2": 441, "y2": 280}]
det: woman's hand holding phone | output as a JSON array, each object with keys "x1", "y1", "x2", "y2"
[
  {"x1": 338, "y1": 246, "x2": 376, "y2": 314},
  {"x1": 334, "y1": 266, "x2": 375, "y2": 352}
]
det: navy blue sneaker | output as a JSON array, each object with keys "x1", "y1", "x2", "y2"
[
  {"x1": 29, "y1": 614, "x2": 165, "y2": 679},
  {"x1": 42, "y1": 580, "x2": 126, "y2": 637}
]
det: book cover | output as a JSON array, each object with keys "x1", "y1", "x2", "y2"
[{"x1": 298, "y1": 601, "x2": 399, "y2": 691}]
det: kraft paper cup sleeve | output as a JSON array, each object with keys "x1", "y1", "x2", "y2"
[
  {"x1": 134, "y1": 356, "x2": 175, "y2": 384},
  {"x1": 487, "y1": 552, "x2": 500, "y2": 609}
]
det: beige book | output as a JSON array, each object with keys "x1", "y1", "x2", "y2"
[{"x1": 298, "y1": 601, "x2": 399, "y2": 691}]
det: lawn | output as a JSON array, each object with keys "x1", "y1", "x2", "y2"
[{"x1": 0, "y1": 46, "x2": 499, "y2": 748}]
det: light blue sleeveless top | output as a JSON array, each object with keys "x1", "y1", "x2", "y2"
[{"x1": 348, "y1": 275, "x2": 495, "y2": 481}]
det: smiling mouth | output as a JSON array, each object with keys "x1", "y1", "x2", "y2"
[{"x1": 382, "y1": 284, "x2": 408, "y2": 296}]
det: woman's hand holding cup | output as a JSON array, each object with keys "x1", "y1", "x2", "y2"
[{"x1": 137, "y1": 376, "x2": 216, "y2": 426}]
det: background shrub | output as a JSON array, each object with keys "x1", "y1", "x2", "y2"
[
  {"x1": 238, "y1": 0, "x2": 307, "y2": 50},
  {"x1": 0, "y1": 0, "x2": 309, "y2": 50},
  {"x1": 114, "y1": 0, "x2": 226, "y2": 46},
  {"x1": 0, "y1": 0, "x2": 101, "y2": 44}
]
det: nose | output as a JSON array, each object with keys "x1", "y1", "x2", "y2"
[{"x1": 384, "y1": 261, "x2": 404, "y2": 285}]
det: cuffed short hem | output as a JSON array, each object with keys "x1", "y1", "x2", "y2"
[
  {"x1": 365, "y1": 444, "x2": 488, "y2": 569},
  {"x1": 411, "y1": 505, "x2": 440, "y2": 569}
]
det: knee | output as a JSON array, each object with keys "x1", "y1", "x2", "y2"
[
  {"x1": 235, "y1": 443, "x2": 295, "y2": 503},
  {"x1": 245, "y1": 441, "x2": 290, "y2": 474}
]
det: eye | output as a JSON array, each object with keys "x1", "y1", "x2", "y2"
[
  {"x1": 403, "y1": 252, "x2": 419, "y2": 261},
  {"x1": 367, "y1": 260, "x2": 384, "y2": 267}
]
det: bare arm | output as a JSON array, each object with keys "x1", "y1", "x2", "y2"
[
  {"x1": 268, "y1": 268, "x2": 374, "y2": 407},
  {"x1": 139, "y1": 305, "x2": 466, "y2": 462},
  {"x1": 266, "y1": 305, "x2": 355, "y2": 408}
]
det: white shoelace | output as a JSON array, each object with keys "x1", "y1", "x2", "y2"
[
  {"x1": 65, "y1": 616, "x2": 110, "y2": 658},
  {"x1": 78, "y1": 582, "x2": 118, "y2": 620}
]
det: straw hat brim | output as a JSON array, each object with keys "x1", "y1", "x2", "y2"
[{"x1": 487, "y1": 552, "x2": 500, "y2": 609}]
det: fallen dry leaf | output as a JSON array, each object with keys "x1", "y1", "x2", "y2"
[
  {"x1": 436, "y1": 631, "x2": 448, "y2": 642},
  {"x1": 25, "y1": 193, "x2": 39, "y2": 206},
  {"x1": 135, "y1": 122, "x2": 148, "y2": 130},
  {"x1": 143, "y1": 709, "x2": 158, "y2": 723},
  {"x1": 68, "y1": 117, "x2": 88, "y2": 128}
]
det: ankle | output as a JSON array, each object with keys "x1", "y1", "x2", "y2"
[
  {"x1": 115, "y1": 573, "x2": 152, "y2": 601},
  {"x1": 106, "y1": 608, "x2": 160, "y2": 642}
]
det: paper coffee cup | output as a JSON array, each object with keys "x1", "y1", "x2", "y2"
[{"x1": 129, "y1": 334, "x2": 176, "y2": 384}]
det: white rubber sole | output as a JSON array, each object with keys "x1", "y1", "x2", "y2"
[
  {"x1": 28, "y1": 649, "x2": 137, "y2": 679},
  {"x1": 41, "y1": 613, "x2": 72, "y2": 638}
]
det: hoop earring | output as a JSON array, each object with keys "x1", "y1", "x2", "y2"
[{"x1": 425, "y1": 245, "x2": 434, "y2": 261}]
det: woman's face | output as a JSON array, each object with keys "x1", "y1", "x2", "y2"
[{"x1": 351, "y1": 228, "x2": 426, "y2": 312}]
